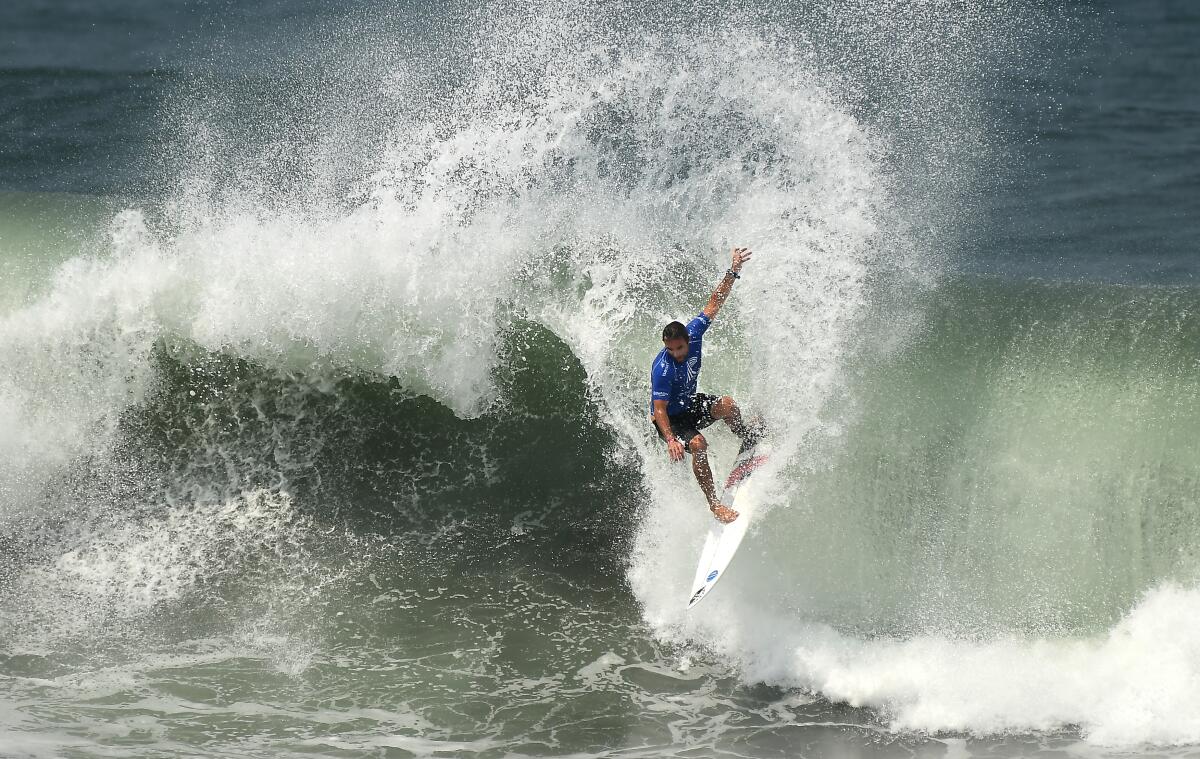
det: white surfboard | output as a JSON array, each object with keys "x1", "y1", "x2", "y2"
[{"x1": 686, "y1": 442, "x2": 772, "y2": 609}]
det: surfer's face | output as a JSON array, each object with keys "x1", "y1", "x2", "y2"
[{"x1": 663, "y1": 337, "x2": 689, "y2": 362}]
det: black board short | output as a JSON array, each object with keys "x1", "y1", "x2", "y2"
[{"x1": 652, "y1": 393, "x2": 719, "y2": 447}]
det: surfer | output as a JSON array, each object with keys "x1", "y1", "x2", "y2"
[{"x1": 650, "y1": 247, "x2": 760, "y2": 524}]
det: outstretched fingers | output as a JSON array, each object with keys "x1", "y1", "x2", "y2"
[{"x1": 731, "y1": 247, "x2": 753, "y2": 271}]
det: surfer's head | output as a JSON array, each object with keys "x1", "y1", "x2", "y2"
[{"x1": 662, "y1": 321, "x2": 689, "y2": 362}]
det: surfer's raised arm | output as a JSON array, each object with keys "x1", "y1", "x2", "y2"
[{"x1": 701, "y1": 247, "x2": 752, "y2": 321}]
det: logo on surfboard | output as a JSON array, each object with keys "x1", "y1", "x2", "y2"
[{"x1": 706, "y1": 570, "x2": 718, "y2": 582}]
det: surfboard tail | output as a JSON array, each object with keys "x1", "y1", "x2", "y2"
[{"x1": 687, "y1": 567, "x2": 721, "y2": 608}]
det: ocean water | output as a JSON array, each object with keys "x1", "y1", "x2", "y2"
[{"x1": 2, "y1": 1, "x2": 1199, "y2": 757}]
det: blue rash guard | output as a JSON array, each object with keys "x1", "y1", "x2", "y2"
[{"x1": 649, "y1": 312, "x2": 711, "y2": 415}]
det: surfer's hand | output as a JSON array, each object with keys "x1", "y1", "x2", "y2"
[
  {"x1": 731, "y1": 247, "x2": 752, "y2": 272},
  {"x1": 667, "y1": 437, "x2": 685, "y2": 462}
]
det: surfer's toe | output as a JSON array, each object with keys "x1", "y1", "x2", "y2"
[{"x1": 711, "y1": 504, "x2": 739, "y2": 523}]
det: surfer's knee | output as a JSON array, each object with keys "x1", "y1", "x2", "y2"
[
  {"x1": 687, "y1": 435, "x2": 707, "y2": 454},
  {"x1": 712, "y1": 395, "x2": 736, "y2": 418}
]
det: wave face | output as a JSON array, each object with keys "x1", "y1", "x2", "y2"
[
  {"x1": 788, "y1": 280, "x2": 1200, "y2": 638},
  {"x1": 647, "y1": 279, "x2": 1200, "y2": 745},
  {"x1": 6, "y1": 0, "x2": 1200, "y2": 752}
]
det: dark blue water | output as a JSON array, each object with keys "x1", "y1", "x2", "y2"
[{"x1": 982, "y1": 0, "x2": 1200, "y2": 282}]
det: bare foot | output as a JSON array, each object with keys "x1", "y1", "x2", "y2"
[{"x1": 710, "y1": 503, "x2": 739, "y2": 524}]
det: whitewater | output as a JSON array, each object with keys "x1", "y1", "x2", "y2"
[{"x1": 3, "y1": 1, "x2": 1200, "y2": 755}]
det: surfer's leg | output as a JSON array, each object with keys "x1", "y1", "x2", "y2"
[
  {"x1": 687, "y1": 435, "x2": 738, "y2": 523},
  {"x1": 711, "y1": 395, "x2": 750, "y2": 440},
  {"x1": 711, "y1": 395, "x2": 765, "y2": 451}
]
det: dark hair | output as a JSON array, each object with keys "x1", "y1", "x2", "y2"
[{"x1": 662, "y1": 321, "x2": 688, "y2": 342}]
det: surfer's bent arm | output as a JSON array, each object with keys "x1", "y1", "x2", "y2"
[
  {"x1": 653, "y1": 400, "x2": 684, "y2": 461},
  {"x1": 701, "y1": 247, "x2": 753, "y2": 320}
]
